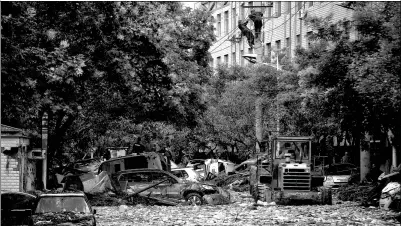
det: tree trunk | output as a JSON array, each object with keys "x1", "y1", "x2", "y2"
[{"x1": 360, "y1": 133, "x2": 371, "y2": 182}]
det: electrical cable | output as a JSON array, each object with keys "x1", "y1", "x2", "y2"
[
  {"x1": 210, "y1": 2, "x2": 332, "y2": 54},
  {"x1": 209, "y1": 3, "x2": 251, "y2": 54}
]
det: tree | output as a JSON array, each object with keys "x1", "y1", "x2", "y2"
[
  {"x1": 292, "y1": 2, "x2": 400, "y2": 178},
  {"x1": 196, "y1": 64, "x2": 280, "y2": 159},
  {"x1": 1, "y1": 2, "x2": 215, "y2": 167}
]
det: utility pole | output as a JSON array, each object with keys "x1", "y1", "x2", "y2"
[
  {"x1": 240, "y1": 2, "x2": 277, "y2": 153},
  {"x1": 42, "y1": 113, "x2": 48, "y2": 189}
]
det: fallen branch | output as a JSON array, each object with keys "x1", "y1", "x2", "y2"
[
  {"x1": 123, "y1": 179, "x2": 169, "y2": 200},
  {"x1": 137, "y1": 194, "x2": 179, "y2": 206}
]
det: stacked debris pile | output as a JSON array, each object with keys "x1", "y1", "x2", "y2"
[
  {"x1": 209, "y1": 172, "x2": 250, "y2": 192},
  {"x1": 337, "y1": 184, "x2": 375, "y2": 202},
  {"x1": 87, "y1": 193, "x2": 155, "y2": 206}
]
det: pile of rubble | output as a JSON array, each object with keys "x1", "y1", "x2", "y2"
[
  {"x1": 208, "y1": 172, "x2": 250, "y2": 192},
  {"x1": 337, "y1": 184, "x2": 375, "y2": 202},
  {"x1": 87, "y1": 192, "x2": 158, "y2": 206},
  {"x1": 337, "y1": 170, "x2": 401, "y2": 212}
]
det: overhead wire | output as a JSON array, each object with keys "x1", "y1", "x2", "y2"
[
  {"x1": 211, "y1": 4, "x2": 298, "y2": 54},
  {"x1": 209, "y1": 3, "x2": 251, "y2": 54},
  {"x1": 210, "y1": 2, "x2": 332, "y2": 54}
]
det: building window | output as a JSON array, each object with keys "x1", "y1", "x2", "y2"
[
  {"x1": 232, "y1": 52, "x2": 236, "y2": 64},
  {"x1": 267, "y1": 5, "x2": 272, "y2": 18},
  {"x1": 275, "y1": 2, "x2": 281, "y2": 17},
  {"x1": 276, "y1": 40, "x2": 281, "y2": 50},
  {"x1": 343, "y1": 21, "x2": 350, "y2": 39},
  {"x1": 224, "y1": 11, "x2": 229, "y2": 35},
  {"x1": 224, "y1": 54, "x2": 229, "y2": 64},
  {"x1": 309, "y1": 1, "x2": 313, "y2": 7},
  {"x1": 298, "y1": 2, "x2": 303, "y2": 17},
  {"x1": 240, "y1": 50, "x2": 244, "y2": 66},
  {"x1": 217, "y1": 56, "x2": 221, "y2": 66},
  {"x1": 306, "y1": 31, "x2": 313, "y2": 48},
  {"x1": 296, "y1": 34, "x2": 301, "y2": 47},
  {"x1": 217, "y1": 14, "x2": 221, "y2": 37},
  {"x1": 286, "y1": 37, "x2": 291, "y2": 56},
  {"x1": 211, "y1": 16, "x2": 216, "y2": 36},
  {"x1": 240, "y1": 4, "x2": 245, "y2": 19},
  {"x1": 210, "y1": 58, "x2": 214, "y2": 68},
  {"x1": 286, "y1": 2, "x2": 291, "y2": 14},
  {"x1": 232, "y1": 7, "x2": 236, "y2": 30},
  {"x1": 266, "y1": 43, "x2": 271, "y2": 61},
  {"x1": 248, "y1": 48, "x2": 253, "y2": 54}
]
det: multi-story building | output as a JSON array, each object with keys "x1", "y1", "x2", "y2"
[{"x1": 199, "y1": 2, "x2": 355, "y2": 68}]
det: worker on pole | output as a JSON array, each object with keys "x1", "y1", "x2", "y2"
[
  {"x1": 249, "y1": 9, "x2": 264, "y2": 39},
  {"x1": 238, "y1": 19, "x2": 254, "y2": 48}
]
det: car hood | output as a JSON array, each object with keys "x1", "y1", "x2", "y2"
[
  {"x1": 33, "y1": 212, "x2": 94, "y2": 226},
  {"x1": 329, "y1": 175, "x2": 351, "y2": 182}
]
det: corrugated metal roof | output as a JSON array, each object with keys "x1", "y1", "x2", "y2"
[{"x1": 1, "y1": 124, "x2": 23, "y2": 133}]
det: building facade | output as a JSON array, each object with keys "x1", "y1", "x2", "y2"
[
  {"x1": 1, "y1": 124, "x2": 44, "y2": 192},
  {"x1": 202, "y1": 1, "x2": 355, "y2": 68}
]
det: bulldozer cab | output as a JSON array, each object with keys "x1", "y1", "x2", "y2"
[{"x1": 274, "y1": 136, "x2": 312, "y2": 165}]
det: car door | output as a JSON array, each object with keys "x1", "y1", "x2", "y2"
[
  {"x1": 147, "y1": 172, "x2": 171, "y2": 198},
  {"x1": 122, "y1": 172, "x2": 154, "y2": 196},
  {"x1": 165, "y1": 174, "x2": 187, "y2": 199}
]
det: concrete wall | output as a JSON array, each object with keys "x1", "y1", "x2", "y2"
[{"x1": 209, "y1": 1, "x2": 355, "y2": 68}]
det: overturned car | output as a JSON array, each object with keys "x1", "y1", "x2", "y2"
[{"x1": 111, "y1": 168, "x2": 230, "y2": 205}]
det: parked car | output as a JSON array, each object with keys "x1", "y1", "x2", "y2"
[
  {"x1": 323, "y1": 163, "x2": 359, "y2": 189},
  {"x1": 1, "y1": 190, "x2": 37, "y2": 226},
  {"x1": 171, "y1": 167, "x2": 201, "y2": 182},
  {"x1": 112, "y1": 168, "x2": 230, "y2": 205},
  {"x1": 32, "y1": 192, "x2": 97, "y2": 226}
]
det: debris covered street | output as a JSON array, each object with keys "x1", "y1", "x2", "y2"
[{"x1": 95, "y1": 191, "x2": 401, "y2": 226}]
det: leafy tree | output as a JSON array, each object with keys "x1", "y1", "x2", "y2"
[
  {"x1": 196, "y1": 64, "x2": 280, "y2": 158},
  {"x1": 1, "y1": 2, "x2": 215, "y2": 166},
  {"x1": 291, "y1": 2, "x2": 400, "y2": 175}
]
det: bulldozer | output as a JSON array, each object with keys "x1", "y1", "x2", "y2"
[{"x1": 250, "y1": 136, "x2": 332, "y2": 205}]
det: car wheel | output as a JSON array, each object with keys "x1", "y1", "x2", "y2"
[{"x1": 185, "y1": 193, "x2": 203, "y2": 206}]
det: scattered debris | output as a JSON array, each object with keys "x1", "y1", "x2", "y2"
[
  {"x1": 203, "y1": 194, "x2": 231, "y2": 205},
  {"x1": 337, "y1": 184, "x2": 374, "y2": 202}
]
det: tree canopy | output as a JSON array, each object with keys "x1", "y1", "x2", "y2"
[{"x1": 1, "y1": 2, "x2": 215, "y2": 164}]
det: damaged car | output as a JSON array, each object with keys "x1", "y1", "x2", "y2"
[
  {"x1": 112, "y1": 168, "x2": 230, "y2": 205},
  {"x1": 323, "y1": 163, "x2": 359, "y2": 189},
  {"x1": 1, "y1": 190, "x2": 37, "y2": 226},
  {"x1": 33, "y1": 192, "x2": 97, "y2": 226}
]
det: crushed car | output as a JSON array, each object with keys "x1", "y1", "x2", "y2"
[
  {"x1": 33, "y1": 192, "x2": 97, "y2": 226},
  {"x1": 1, "y1": 190, "x2": 37, "y2": 226},
  {"x1": 111, "y1": 168, "x2": 230, "y2": 205}
]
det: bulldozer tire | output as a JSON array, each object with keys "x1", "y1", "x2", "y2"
[{"x1": 319, "y1": 187, "x2": 332, "y2": 205}]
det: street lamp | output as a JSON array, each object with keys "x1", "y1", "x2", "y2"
[{"x1": 242, "y1": 54, "x2": 279, "y2": 70}]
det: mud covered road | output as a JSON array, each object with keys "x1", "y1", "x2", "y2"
[{"x1": 95, "y1": 191, "x2": 400, "y2": 226}]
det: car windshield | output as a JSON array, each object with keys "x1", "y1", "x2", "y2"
[{"x1": 35, "y1": 196, "x2": 90, "y2": 214}]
